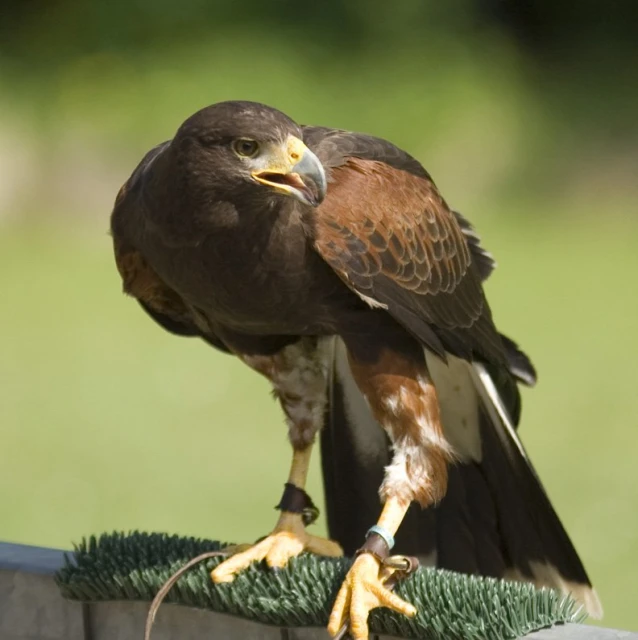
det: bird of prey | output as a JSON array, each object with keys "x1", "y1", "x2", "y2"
[{"x1": 111, "y1": 100, "x2": 601, "y2": 639}]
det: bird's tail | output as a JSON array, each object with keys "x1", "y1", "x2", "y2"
[{"x1": 320, "y1": 337, "x2": 602, "y2": 618}]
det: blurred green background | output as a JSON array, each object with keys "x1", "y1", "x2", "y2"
[{"x1": 1, "y1": 0, "x2": 637, "y2": 630}]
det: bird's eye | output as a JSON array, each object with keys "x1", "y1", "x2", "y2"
[{"x1": 232, "y1": 138, "x2": 260, "y2": 158}]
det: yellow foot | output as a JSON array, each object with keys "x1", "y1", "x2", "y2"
[
  {"x1": 211, "y1": 514, "x2": 343, "y2": 584},
  {"x1": 327, "y1": 553, "x2": 417, "y2": 640}
]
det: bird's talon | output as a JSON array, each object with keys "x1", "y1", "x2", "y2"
[
  {"x1": 211, "y1": 525, "x2": 342, "y2": 584},
  {"x1": 327, "y1": 553, "x2": 416, "y2": 640}
]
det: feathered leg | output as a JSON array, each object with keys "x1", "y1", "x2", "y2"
[
  {"x1": 327, "y1": 336, "x2": 453, "y2": 639},
  {"x1": 212, "y1": 338, "x2": 342, "y2": 584}
]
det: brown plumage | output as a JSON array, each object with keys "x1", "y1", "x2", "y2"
[
  {"x1": 315, "y1": 158, "x2": 505, "y2": 363},
  {"x1": 111, "y1": 101, "x2": 601, "y2": 638}
]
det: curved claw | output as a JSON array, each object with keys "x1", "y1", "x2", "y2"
[
  {"x1": 211, "y1": 523, "x2": 343, "y2": 584},
  {"x1": 327, "y1": 553, "x2": 417, "y2": 640}
]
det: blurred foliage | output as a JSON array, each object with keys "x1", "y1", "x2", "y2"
[
  {"x1": 0, "y1": 0, "x2": 637, "y2": 632},
  {"x1": 3, "y1": 0, "x2": 637, "y2": 59}
]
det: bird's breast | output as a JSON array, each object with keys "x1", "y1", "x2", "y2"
[{"x1": 138, "y1": 212, "x2": 346, "y2": 335}]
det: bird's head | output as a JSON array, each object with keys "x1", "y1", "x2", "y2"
[{"x1": 172, "y1": 101, "x2": 327, "y2": 208}]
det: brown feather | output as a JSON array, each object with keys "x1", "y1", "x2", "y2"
[
  {"x1": 314, "y1": 158, "x2": 505, "y2": 365},
  {"x1": 344, "y1": 335, "x2": 453, "y2": 507},
  {"x1": 113, "y1": 236, "x2": 195, "y2": 329}
]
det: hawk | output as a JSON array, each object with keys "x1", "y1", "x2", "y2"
[{"x1": 111, "y1": 101, "x2": 600, "y2": 639}]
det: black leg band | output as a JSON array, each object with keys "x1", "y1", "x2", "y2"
[
  {"x1": 275, "y1": 483, "x2": 319, "y2": 526},
  {"x1": 354, "y1": 532, "x2": 390, "y2": 563}
]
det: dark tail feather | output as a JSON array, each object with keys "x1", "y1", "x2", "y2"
[
  {"x1": 469, "y1": 362, "x2": 601, "y2": 616},
  {"x1": 320, "y1": 338, "x2": 601, "y2": 618}
]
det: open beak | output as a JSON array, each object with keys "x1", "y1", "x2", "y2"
[{"x1": 252, "y1": 136, "x2": 327, "y2": 207}]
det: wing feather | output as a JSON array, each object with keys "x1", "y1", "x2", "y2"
[{"x1": 313, "y1": 157, "x2": 505, "y2": 365}]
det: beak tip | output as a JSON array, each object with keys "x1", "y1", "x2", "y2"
[{"x1": 292, "y1": 148, "x2": 327, "y2": 207}]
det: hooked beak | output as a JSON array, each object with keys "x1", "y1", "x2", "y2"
[{"x1": 252, "y1": 136, "x2": 327, "y2": 207}]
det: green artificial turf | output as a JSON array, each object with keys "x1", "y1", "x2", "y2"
[{"x1": 56, "y1": 531, "x2": 582, "y2": 639}]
